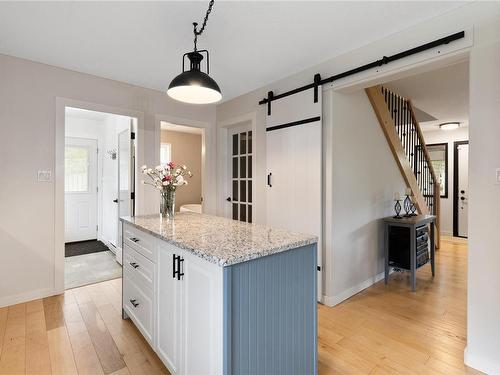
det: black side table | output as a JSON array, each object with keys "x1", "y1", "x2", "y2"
[{"x1": 383, "y1": 214, "x2": 436, "y2": 291}]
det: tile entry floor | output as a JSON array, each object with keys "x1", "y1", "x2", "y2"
[{"x1": 65, "y1": 250, "x2": 122, "y2": 289}]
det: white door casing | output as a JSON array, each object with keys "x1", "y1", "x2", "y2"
[
  {"x1": 457, "y1": 143, "x2": 469, "y2": 238},
  {"x1": 65, "y1": 137, "x2": 98, "y2": 242},
  {"x1": 266, "y1": 87, "x2": 323, "y2": 301}
]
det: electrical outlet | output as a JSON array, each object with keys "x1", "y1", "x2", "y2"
[{"x1": 37, "y1": 170, "x2": 52, "y2": 182}]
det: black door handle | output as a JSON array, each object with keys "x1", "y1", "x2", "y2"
[
  {"x1": 460, "y1": 197, "x2": 466, "y2": 201},
  {"x1": 129, "y1": 262, "x2": 139, "y2": 269},
  {"x1": 113, "y1": 199, "x2": 119, "y2": 203},
  {"x1": 226, "y1": 197, "x2": 231, "y2": 202},
  {"x1": 267, "y1": 173, "x2": 272, "y2": 187},
  {"x1": 130, "y1": 299, "x2": 139, "y2": 308},
  {"x1": 173, "y1": 254, "x2": 178, "y2": 279}
]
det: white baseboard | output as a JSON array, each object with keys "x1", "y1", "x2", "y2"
[
  {"x1": 465, "y1": 346, "x2": 500, "y2": 374},
  {"x1": 323, "y1": 271, "x2": 386, "y2": 307},
  {"x1": 0, "y1": 287, "x2": 61, "y2": 308}
]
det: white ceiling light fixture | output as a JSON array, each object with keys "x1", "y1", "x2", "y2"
[
  {"x1": 439, "y1": 122, "x2": 460, "y2": 131},
  {"x1": 167, "y1": 0, "x2": 222, "y2": 105}
]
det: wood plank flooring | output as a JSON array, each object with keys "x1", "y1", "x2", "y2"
[{"x1": 0, "y1": 236, "x2": 481, "y2": 374}]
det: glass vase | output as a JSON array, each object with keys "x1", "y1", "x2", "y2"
[{"x1": 160, "y1": 189, "x2": 176, "y2": 219}]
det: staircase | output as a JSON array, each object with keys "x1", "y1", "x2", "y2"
[{"x1": 366, "y1": 85, "x2": 440, "y2": 248}]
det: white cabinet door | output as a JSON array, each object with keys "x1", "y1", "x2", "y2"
[
  {"x1": 180, "y1": 251, "x2": 223, "y2": 375},
  {"x1": 157, "y1": 243, "x2": 182, "y2": 375}
]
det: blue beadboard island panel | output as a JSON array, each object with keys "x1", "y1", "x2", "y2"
[{"x1": 223, "y1": 244, "x2": 317, "y2": 375}]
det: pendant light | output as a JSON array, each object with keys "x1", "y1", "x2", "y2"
[{"x1": 167, "y1": 0, "x2": 222, "y2": 104}]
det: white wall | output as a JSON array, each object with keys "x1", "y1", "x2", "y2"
[
  {"x1": 465, "y1": 19, "x2": 500, "y2": 374},
  {"x1": 423, "y1": 127, "x2": 469, "y2": 236},
  {"x1": 0, "y1": 53, "x2": 216, "y2": 307}
]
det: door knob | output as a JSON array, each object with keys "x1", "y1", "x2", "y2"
[
  {"x1": 460, "y1": 197, "x2": 466, "y2": 201},
  {"x1": 226, "y1": 197, "x2": 232, "y2": 202},
  {"x1": 113, "y1": 199, "x2": 119, "y2": 203}
]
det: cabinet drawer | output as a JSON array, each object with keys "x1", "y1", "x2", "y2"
[
  {"x1": 123, "y1": 223, "x2": 156, "y2": 262},
  {"x1": 124, "y1": 245, "x2": 155, "y2": 291},
  {"x1": 123, "y1": 276, "x2": 154, "y2": 344}
]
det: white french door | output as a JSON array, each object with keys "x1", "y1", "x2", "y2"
[
  {"x1": 227, "y1": 124, "x2": 253, "y2": 223},
  {"x1": 65, "y1": 137, "x2": 98, "y2": 242}
]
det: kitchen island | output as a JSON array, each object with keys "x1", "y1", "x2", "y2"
[{"x1": 121, "y1": 213, "x2": 318, "y2": 375}]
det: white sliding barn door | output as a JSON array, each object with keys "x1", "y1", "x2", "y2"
[{"x1": 266, "y1": 88, "x2": 322, "y2": 301}]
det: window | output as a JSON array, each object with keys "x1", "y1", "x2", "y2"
[
  {"x1": 427, "y1": 143, "x2": 448, "y2": 198},
  {"x1": 160, "y1": 143, "x2": 172, "y2": 166},
  {"x1": 65, "y1": 146, "x2": 90, "y2": 192}
]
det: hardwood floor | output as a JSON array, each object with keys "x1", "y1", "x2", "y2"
[
  {"x1": 318, "y1": 236, "x2": 481, "y2": 374},
  {"x1": 0, "y1": 236, "x2": 480, "y2": 374}
]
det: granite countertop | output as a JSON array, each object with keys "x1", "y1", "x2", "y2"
[{"x1": 121, "y1": 213, "x2": 318, "y2": 267}]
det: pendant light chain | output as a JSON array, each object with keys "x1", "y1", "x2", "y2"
[{"x1": 193, "y1": 0, "x2": 215, "y2": 52}]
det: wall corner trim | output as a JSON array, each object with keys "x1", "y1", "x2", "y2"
[{"x1": 464, "y1": 346, "x2": 500, "y2": 374}]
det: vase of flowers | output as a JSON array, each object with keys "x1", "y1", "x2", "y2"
[{"x1": 141, "y1": 162, "x2": 193, "y2": 219}]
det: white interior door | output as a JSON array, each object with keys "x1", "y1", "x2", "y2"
[
  {"x1": 266, "y1": 87, "x2": 323, "y2": 301},
  {"x1": 226, "y1": 124, "x2": 253, "y2": 223},
  {"x1": 117, "y1": 128, "x2": 134, "y2": 264},
  {"x1": 457, "y1": 143, "x2": 469, "y2": 237},
  {"x1": 65, "y1": 137, "x2": 98, "y2": 242}
]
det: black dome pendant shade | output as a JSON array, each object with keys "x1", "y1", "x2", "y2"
[
  {"x1": 167, "y1": 0, "x2": 222, "y2": 104},
  {"x1": 167, "y1": 51, "x2": 222, "y2": 104}
]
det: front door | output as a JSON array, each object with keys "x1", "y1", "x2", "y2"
[
  {"x1": 227, "y1": 124, "x2": 253, "y2": 223},
  {"x1": 65, "y1": 137, "x2": 98, "y2": 242},
  {"x1": 454, "y1": 141, "x2": 469, "y2": 238}
]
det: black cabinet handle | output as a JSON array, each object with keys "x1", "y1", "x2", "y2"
[
  {"x1": 113, "y1": 199, "x2": 119, "y2": 203},
  {"x1": 173, "y1": 254, "x2": 178, "y2": 279},
  {"x1": 130, "y1": 299, "x2": 139, "y2": 308},
  {"x1": 129, "y1": 237, "x2": 140, "y2": 243},
  {"x1": 177, "y1": 257, "x2": 185, "y2": 280},
  {"x1": 267, "y1": 173, "x2": 272, "y2": 187},
  {"x1": 129, "y1": 262, "x2": 139, "y2": 269}
]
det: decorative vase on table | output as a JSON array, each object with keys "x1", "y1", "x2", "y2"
[
  {"x1": 140, "y1": 161, "x2": 193, "y2": 220},
  {"x1": 161, "y1": 189, "x2": 176, "y2": 219}
]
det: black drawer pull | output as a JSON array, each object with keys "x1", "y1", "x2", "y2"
[
  {"x1": 173, "y1": 254, "x2": 178, "y2": 279},
  {"x1": 130, "y1": 299, "x2": 139, "y2": 308},
  {"x1": 177, "y1": 256, "x2": 185, "y2": 280},
  {"x1": 129, "y1": 237, "x2": 140, "y2": 243},
  {"x1": 129, "y1": 262, "x2": 139, "y2": 269}
]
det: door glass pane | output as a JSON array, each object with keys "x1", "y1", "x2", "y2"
[
  {"x1": 240, "y1": 204, "x2": 246, "y2": 221},
  {"x1": 232, "y1": 181, "x2": 238, "y2": 201},
  {"x1": 240, "y1": 156, "x2": 246, "y2": 178},
  {"x1": 65, "y1": 146, "x2": 89, "y2": 192},
  {"x1": 240, "y1": 132, "x2": 247, "y2": 155},
  {"x1": 232, "y1": 157, "x2": 238, "y2": 178},
  {"x1": 232, "y1": 203, "x2": 238, "y2": 220},
  {"x1": 248, "y1": 205, "x2": 252, "y2": 223},
  {"x1": 248, "y1": 156, "x2": 252, "y2": 178},
  {"x1": 240, "y1": 180, "x2": 246, "y2": 203},
  {"x1": 248, "y1": 181, "x2": 252, "y2": 203},
  {"x1": 232, "y1": 134, "x2": 238, "y2": 155},
  {"x1": 248, "y1": 131, "x2": 252, "y2": 154}
]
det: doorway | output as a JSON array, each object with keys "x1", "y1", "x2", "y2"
[
  {"x1": 64, "y1": 107, "x2": 136, "y2": 289},
  {"x1": 160, "y1": 121, "x2": 204, "y2": 213},
  {"x1": 454, "y1": 141, "x2": 469, "y2": 238}
]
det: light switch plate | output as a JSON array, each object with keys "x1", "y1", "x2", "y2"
[
  {"x1": 37, "y1": 170, "x2": 52, "y2": 182},
  {"x1": 496, "y1": 169, "x2": 500, "y2": 184}
]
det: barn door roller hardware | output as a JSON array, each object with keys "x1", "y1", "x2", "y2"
[{"x1": 259, "y1": 31, "x2": 465, "y2": 112}]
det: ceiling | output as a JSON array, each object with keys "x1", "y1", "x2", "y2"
[
  {"x1": 386, "y1": 60, "x2": 469, "y2": 132},
  {"x1": 0, "y1": 1, "x2": 467, "y2": 102}
]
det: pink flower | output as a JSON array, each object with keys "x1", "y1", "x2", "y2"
[
  {"x1": 165, "y1": 175, "x2": 172, "y2": 181},
  {"x1": 168, "y1": 161, "x2": 176, "y2": 169}
]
